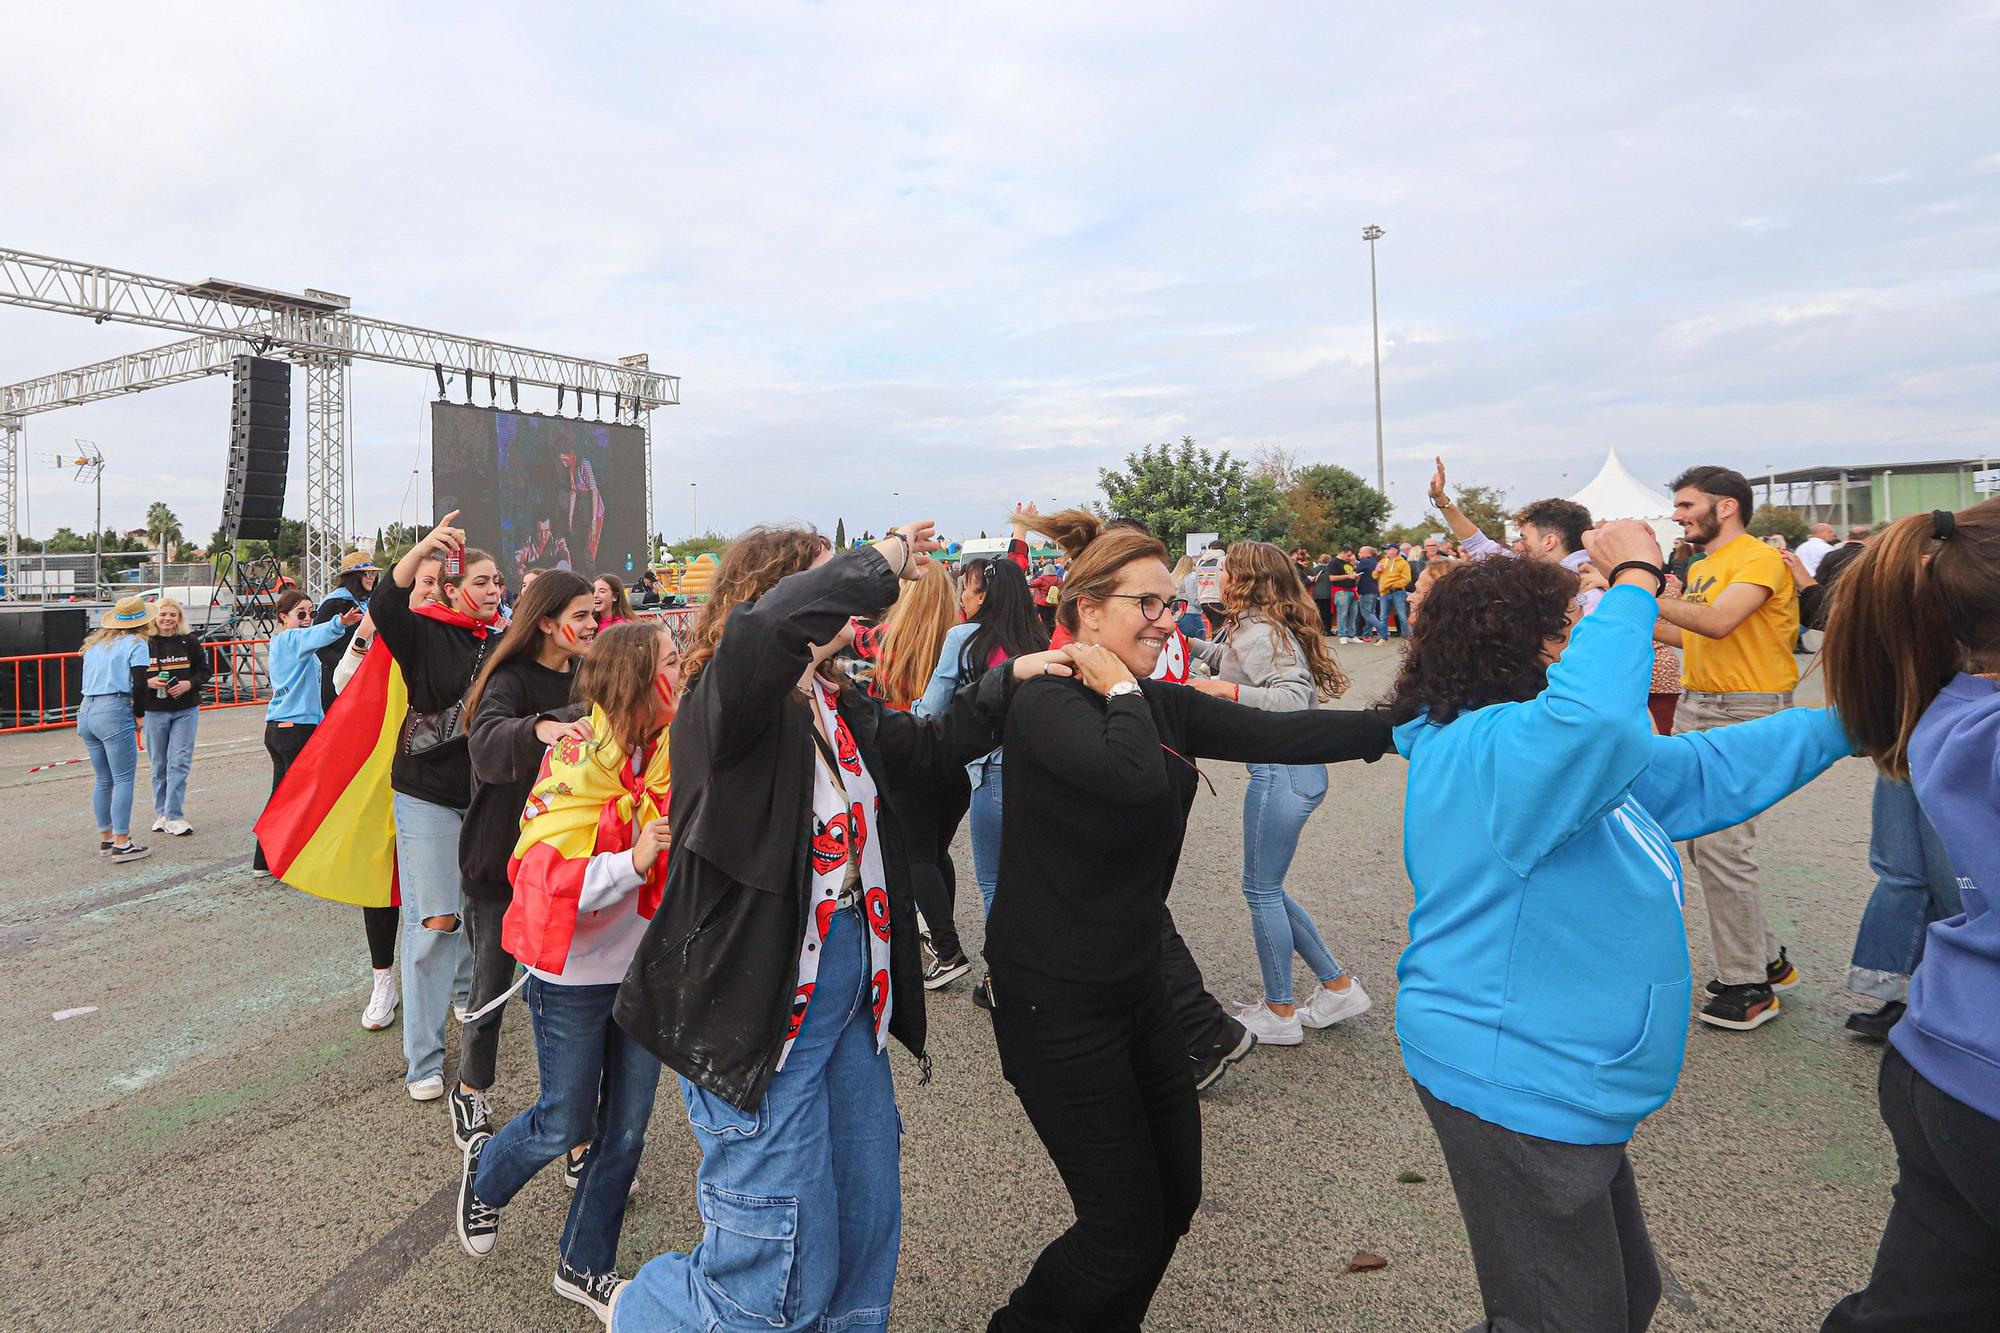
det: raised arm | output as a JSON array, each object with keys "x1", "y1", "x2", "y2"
[
  {"x1": 1628, "y1": 707, "x2": 1852, "y2": 842},
  {"x1": 1430, "y1": 455, "x2": 1486, "y2": 546}
]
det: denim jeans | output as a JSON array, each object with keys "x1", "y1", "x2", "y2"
[
  {"x1": 970, "y1": 753, "x2": 1005, "y2": 915},
  {"x1": 393, "y1": 793, "x2": 473, "y2": 1086},
  {"x1": 473, "y1": 976, "x2": 662, "y2": 1276},
  {"x1": 142, "y1": 708, "x2": 199, "y2": 821},
  {"x1": 1847, "y1": 777, "x2": 1962, "y2": 1003},
  {"x1": 1334, "y1": 590, "x2": 1357, "y2": 638},
  {"x1": 616, "y1": 909, "x2": 901, "y2": 1332},
  {"x1": 1241, "y1": 763, "x2": 1343, "y2": 1004},
  {"x1": 1379, "y1": 589, "x2": 1410, "y2": 637},
  {"x1": 77, "y1": 695, "x2": 139, "y2": 835},
  {"x1": 1354, "y1": 593, "x2": 1383, "y2": 639}
]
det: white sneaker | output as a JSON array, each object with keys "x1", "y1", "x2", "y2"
[
  {"x1": 1300, "y1": 979, "x2": 1373, "y2": 1029},
  {"x1": 363, "y1": 968, "x2": 400, "y2": 1031},
  {"x1": 1233, "y1": 1000, "x2": 1304, "y2": 1047},
  {"x1": 408, "y1": 1074, "x2": 446, "y2": 1102},
  {"x1": 165, "y1": 819, "x2": 193, "y2": 837},
  {"x1": 152, "y1": 816, "x2": 168, "y2": 832}
]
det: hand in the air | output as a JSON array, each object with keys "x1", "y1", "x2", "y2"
[{"x1": 1581, "y1": 520, "x2": 1664, "y2": 579}]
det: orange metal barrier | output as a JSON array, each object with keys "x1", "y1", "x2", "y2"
[{"x1": 1, "y1": 638, "x2": 275, "y2": 735}]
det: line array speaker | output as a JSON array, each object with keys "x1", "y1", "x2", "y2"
[{"x1": 220, "y1": 356, "x2": 292, "y2": 542}]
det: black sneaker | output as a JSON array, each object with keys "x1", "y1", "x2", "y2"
[
  {"x1": 564, "y1": 1145, "x2": 587, "y2": 1191},
  {"x1": 971, "y1": 974, "x2": 994, "y2": 1012},
  {"x1": 456, "y1": 1133, "x2": 499, "y2": 1257},
  {"x1": 924, "y1": 952, "x2": 972, "y2": 991},
  {"x1": 449, "y1": 1084, "x2": 492, "y2": 1150},
  {"x1": 1699, "y1": 982, "x2": 1780, "y2": 1031},
  {"x1": 1193, "y1": 1021, "x2": 1258, "y2": 1092},
  {"x1": 1844, "y1": 1000, "x2": 1906, "y2": 1042},
  {"x1": 1705, "y1": 950, "x2": 1800, "y2": 997},
  {"x1": 553, "y1": 1258, "x2": 625, "y2": 1323},
  {"x1": 106, "y1": 842, "x2": 152, "y2": 864}
]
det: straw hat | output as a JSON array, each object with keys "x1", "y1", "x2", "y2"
[
  {"x1": 102, "y1": 596, "x2": 157, "y2": 629},
  {"x1": 338, "y1": 550, "x2": 381, "y2": 574}
]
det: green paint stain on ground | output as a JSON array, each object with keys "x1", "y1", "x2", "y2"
[{"x1": 1810, "y1": 1132, "x2": 1880, "y2": 1185}]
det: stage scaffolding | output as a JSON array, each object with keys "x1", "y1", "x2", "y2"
[{"x1": 0, "y1": 248, "x2": 678, "y2": 594}]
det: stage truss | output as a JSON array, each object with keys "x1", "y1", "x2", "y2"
[{"x1": 0, "y1": 247, "x2": 678, "y2": 593}]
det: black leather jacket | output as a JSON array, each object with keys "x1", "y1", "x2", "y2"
[{"x1": 614, "y1": 545, "x2": 1018, "y2": 1111}]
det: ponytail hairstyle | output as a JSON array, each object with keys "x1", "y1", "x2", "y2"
[
  {"x1": 1221, "y1": 540, "x2": 1349, "y2": 699},
  {"x1": 1049, "y1": 509, "x2": 1172, "y2": 635},
  {"x1": 1031, "y1": 506, "x2": 1108, "y2": 563},
  {"x1": 576, "y1": 620, "x2": 671, "y2": 760},
  {"x1": 1824, "y1": 499, "x2": 2000, "y2": 778},
  {"x1": 461, "y1": 570, "x2": 591, "y2": 728},
  {"x1": 962, "y1": 557, "x2": 1048, "y2": 674},
  {"x1": 681, "y1": 525, "x2": 832, "y2": 689}
]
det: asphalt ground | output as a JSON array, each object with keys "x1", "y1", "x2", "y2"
[{"x1": 0, "y1": 645, "x2": 1896, "y2": 1332}]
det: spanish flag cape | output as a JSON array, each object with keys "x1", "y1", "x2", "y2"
[
  {"x1": 503, "y1": 705, "x2": 672, "y2": 976},
  {"x1": 254, "y1": 600, "x2": 502, "y2": 908}
]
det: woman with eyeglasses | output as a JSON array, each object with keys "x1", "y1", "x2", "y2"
[{"x1": 983, "y1": 513, "x2": 1392, "y2": 1333}]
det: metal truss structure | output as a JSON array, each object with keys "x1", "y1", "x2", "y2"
[{"x1": 0, "y1": 247, "x2": 678, "y2": 593}]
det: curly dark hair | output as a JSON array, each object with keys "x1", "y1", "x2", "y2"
[{"x1": 1382, "y1": 557, "x2": 1582, "y2": 726}]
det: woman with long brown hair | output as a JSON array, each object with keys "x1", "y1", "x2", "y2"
[
  {"x1": 983, "y1": 519, "x2": 1392, "y2": 1333},
  {"x1": 611, "y1": 521, "x2": 1067, "y2": 1333},
  {"x1": 1821, "y1": 500, "x2": 2000, "y2": 1331},
  {"x1": 1186, "y1": 540, "x2": 1369, "y2": 1046}
]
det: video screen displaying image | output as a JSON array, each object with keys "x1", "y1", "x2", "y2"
[{"x1": 430, "y1": 404, "x2": 648, "y2": 583}]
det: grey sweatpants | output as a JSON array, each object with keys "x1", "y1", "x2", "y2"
[{"x1": 1417, "y1": 1082, "x2": 1661, "y2": 1333}]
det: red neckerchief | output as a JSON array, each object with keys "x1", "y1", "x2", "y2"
[{"x1": 412, "y1": 598, "x2": 507, "y2": 639}]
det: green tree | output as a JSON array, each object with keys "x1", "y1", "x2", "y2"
[
  {"x1": 145, "y1": 502, "x2": 184, "y2": 555},
  {"x1": 1097, "y1": 436, "x2": 1289, "y2": 545},
  {"x1": 664, "y1": 530, "x2": 733, "y2": 562},
  {"x1": 1748, "y1": 504, "x2": 1809, "y2": 546},
  {"x1": 1450, "y1": 482, "x2": 1511, "y2": 543},
  {"x1": 1279, "y1": 464, "x2": 1391, "y2": 554},
  {"x1": 1382, "y1": 521, "x2": 1446, "y2": 547},
  {"x1": 46, "y1": 526, "x2": 93, "y2": 553},
  {"x1": 834, "y1": 517, "x2": 847, "y2": 550}
]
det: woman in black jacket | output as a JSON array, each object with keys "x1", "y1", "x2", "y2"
[
  {"x1": 445, "y1": 570, "x2": 596, "y2": 1151},
  {"x1": 611, "y1": 522, "x2": 1067, "y2": 1333},
  {"x1": 133, "y1": 597, "x2": 210, "y2": 837},
  {"x1": 983, "y1": 524, "x2": 1393, "y2": 1333}
]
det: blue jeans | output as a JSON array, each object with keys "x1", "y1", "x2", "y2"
[
  {"x1": 970, "y1": 753, "x2": 1004, "y2": 915},
  {"x1": 1847, "y1": 777, "x2": 1962, "y2": 1003},
  {"x1": 1175, "y1": 609, "x2": 1206, "y2": 641},
  {"x1": 1380, "y1": 589, "x2": 1410, "y2": 636},
  {"x1": 1334, "y1": 590, "x2": 1357, "y2": 638},
  {"x1": 143, "y1": 708, "x2": 199, "y2": 820},
  {"x1": 1242, "y1": 763, "x2": 1343, "y2": 1004},
  {"x1": 78, "y1": 695, "x2": 139, "y2": 835},
  {"x1": 1354, "y1": 593, "x2": 1383, "y2": 639},
  {"x1": 393, "y1": 793, "x2": 473, "y2": 1085},
  {"x1": 473, "y1": 977, "x2": 662, "y2": 1276},
  {"x1": 616, "y1": 910, "x2": 902, "y2": 1332}
]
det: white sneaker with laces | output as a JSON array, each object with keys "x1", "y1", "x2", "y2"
[
  {"x1": 363, "y1": 968, "x2": 400, "y2": 1031},
  {"x1": 408, "y1": 1074, "x2": 446, "y2": 1102},
  {"x1": 1233, "y1": 1000, "x2": 1304, "y2": 1047},
  {"x1": 1300, "y1": 979, "x2": 1372, "y2": 1029},
  {"x1": 165, "y1": 819, "x2": 194, "y2": 837},
  {"x1": 152, "y1": 816, "x2": 168, "y2": 832}
]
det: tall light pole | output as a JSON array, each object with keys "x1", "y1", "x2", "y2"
[
  {"x1": 1363, "y1": 225, "x2": 1387, "y2": 494},
  {"x1": 689, "y1": 481, "x2": 698, "y2": 537}
]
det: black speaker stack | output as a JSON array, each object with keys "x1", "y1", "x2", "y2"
[{"x1": 221, "y1": 355, "x2": 292, "y2": 542}]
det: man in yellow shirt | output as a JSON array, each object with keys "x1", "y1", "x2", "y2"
[
  {"x1": 1655, "y1": 466, "x2": 1803, "y2": 1032},
  {"x1": 1376, "y1": 546, "x2": 1413, "y2": 637}
]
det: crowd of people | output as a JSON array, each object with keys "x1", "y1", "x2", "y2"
[{"x1": 65, "y1": 462, "x2": 1999, "y2": 1330}]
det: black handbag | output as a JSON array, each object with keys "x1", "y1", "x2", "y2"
[{"x1": 400, "y1": 635, "x2": 490, "y2": 759}]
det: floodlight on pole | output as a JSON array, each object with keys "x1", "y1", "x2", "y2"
[{"x1": 1363, "y1": 225, "x2": 1387, "y2": 495}]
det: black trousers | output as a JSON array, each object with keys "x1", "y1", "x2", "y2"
[
  {"x1": 1160, "y1": 907, "x2": 1239, "y2": 1064},
  {"x1": 1418, "y1": 1082, "x2": 1661, "y2": 1333},
  {"x1": 1823, "y1": 1046, "x2": 2000, "y2": 1331},
  {"x1": 362, "y1": 904, "x2": 398, "y2": 970},
  {"x1": 457, "y1": 888, "x2": 515, "y2": 1091},
  {"x1": 887, "y1": 765, "x2": 972, "y2": 963},
  {"x1": 253, "y1": 722, "x2": 314, "y2": 872},
  {"x1": 987, "y1": 967, "x2": 1202, "y2": 1333}
]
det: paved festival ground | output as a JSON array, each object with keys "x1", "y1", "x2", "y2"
[{"x1": 2, "y1": 644, "x2": 1894, "y2": 1332}]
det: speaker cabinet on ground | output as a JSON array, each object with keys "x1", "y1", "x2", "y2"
[{"x1": 221, "y1": 356, "x2": 292, "y2": 542}]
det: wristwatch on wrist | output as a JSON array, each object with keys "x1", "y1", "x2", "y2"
[{"x1": 1105, "y1": 680, "x2": 1142, "y2": 700}]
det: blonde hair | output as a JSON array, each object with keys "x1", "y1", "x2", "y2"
[
  {"x1": 83, "y1": 619, "x2": 154, "y2": 651},
  {"x1": 151, "y1": 598, "x2": 187, "y2": 631},
  {"x1": 1170, "y1": 554, "x2": 1195, "y2": 583},
  {"x1": 873, "y1": 562, "x2": 959, "y2": 707}
]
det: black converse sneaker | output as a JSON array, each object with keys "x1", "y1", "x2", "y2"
[
  {"x1": 449, "y1": 1084, "x2": 492, "y2": 1150},
  {"x1": 553, "y1": 1258, "x2": 626, "y2": 1323},
  {"x1": 456, "y1": 1133, "x2": 499, "y2": 1257}
]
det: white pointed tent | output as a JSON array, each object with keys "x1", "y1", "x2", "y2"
[{"x1": 1571, "y1": 448, "x2": 1678, "y2": 559}]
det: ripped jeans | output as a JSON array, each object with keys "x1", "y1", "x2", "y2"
[
  {"x1": 614, "y1": 908, "x2": 901, "y2": 1332},
  {"x1": 393, "y1": 793, "x2": 472, "y2": 1086}
]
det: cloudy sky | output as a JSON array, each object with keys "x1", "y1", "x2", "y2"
[{"x1": 3, "y1": 2, "x2": 1996, "y2": 548}]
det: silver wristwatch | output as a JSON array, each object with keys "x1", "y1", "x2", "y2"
[{"x1": 1105, "y1": 680, "x2": 1142, "y2": 700}]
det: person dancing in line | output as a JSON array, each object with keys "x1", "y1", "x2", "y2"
[
  {"x1": 1821, "y1": 501, "x2": 2000, "y2": 1332},
  {"x1": 592, "y1": 574, "x2": 635, "y2": 629},
  {"x1": 456, "y1": 621, "x2": 677, "y2": 1322},
  {"x1": 561, "y1": 448, "x2": 606, "y2": 562},
  {"x1": 1184, "y1": 541, "x2": 1370, "y2": 1046},
  {"x1": 136, "y1": 597, "x2": 209, "y2": 837},
  {"x1": 1386, "y1": 523, "x2": 1850, "y2": 1333},
  {"x1": 983, "y1": 522, "x2": 1392, "y2": 1333},
  {"x1": 370, "y1": 513, "x2": 507, "y2": 1102},
  {"x1": 608, "y1": 522, "x2": 1065, "y2": 1333},
  {"x1": 445, "y1": 570, "x2": 597, "y2": 1151},
  {"x1": 78, "y1": 597, "x2": 159, "y2": 864},
  {"x1": 252, "y1": 591, "x2": 362, "y2": 878}
]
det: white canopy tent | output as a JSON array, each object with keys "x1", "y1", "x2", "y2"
[{"x1": 1570, "y1": 448, "x2": 1679, "y2": 560}]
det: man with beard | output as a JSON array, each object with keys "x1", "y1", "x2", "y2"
[{"x1": 1654, "y1": 465, "x2": 1803, "y2": 1032}]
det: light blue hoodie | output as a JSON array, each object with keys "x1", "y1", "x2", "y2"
[{"x1": 1394, "y1": 585, "x2": 1851, "y2": 1144}]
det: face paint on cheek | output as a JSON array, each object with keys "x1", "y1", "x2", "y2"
[
  {"x1": 652, "y1": 674, "x2": 676, "y2": 710},
  {"x1": 560, "y1": 624, "x2": 578, "y2": 645}
]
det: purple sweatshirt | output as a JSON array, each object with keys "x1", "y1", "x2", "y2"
[{"x1": 1893, "y1": 673, "x2": 2000, "y2": 1121}]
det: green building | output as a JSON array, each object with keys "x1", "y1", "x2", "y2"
[{"x1": 1761, "y1": 457, "x2": 1994, "y2": 529}]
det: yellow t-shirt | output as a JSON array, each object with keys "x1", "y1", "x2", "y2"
[{"x1": 1680, "y1": 535, "x2": 1799, "y2": 693}]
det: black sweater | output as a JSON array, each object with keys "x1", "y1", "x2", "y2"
[
  {"x1": 131, "y1": 633, "x2": 211, "y2": 713},
  {"x1": 369, "y1": 578, "x2": 490, "y2": 810},
  {"x1": 986, "y1": 677, "x2": 1394, "y2": 1007},
  {"x1": 460, "y1": 660, "x2": 584, "y2": 896}
]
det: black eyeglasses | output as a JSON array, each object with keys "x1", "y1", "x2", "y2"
[{"x1": 1102, "y1": 593, "x2": 1189, "y2": 622}]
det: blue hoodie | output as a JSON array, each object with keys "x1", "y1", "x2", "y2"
[
  {"x1": 1893, "y1": 673, "x2": 2000, "y2": 1121},
  {"x1": 1393, "y1": 585, "x2": 1852, "y2": 1145}
]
